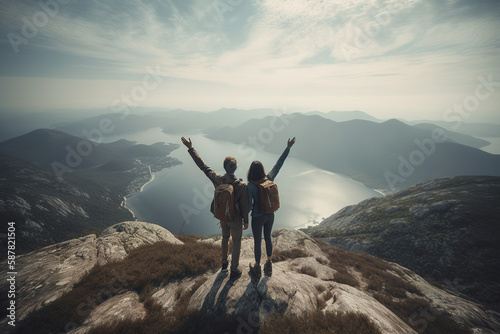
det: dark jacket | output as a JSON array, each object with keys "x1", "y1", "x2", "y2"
[{"x1": 188, "y1": 147, "x2": 249, "y2": 224}]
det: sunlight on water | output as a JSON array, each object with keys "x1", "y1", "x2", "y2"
[{"x1": 104, "y1": 128, "x2": 381, "y2": 236}]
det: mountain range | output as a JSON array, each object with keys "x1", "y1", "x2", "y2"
[
  {"x1": 0, "y1": 129, "x2": 178, "y2": 171},
  {"x1": 2, "y1": 108, "x2": 498, "y2": 143},
  {"x1": 0, "y1": 129, "x2": 181, "y2": 253},
  {"x1": 305, "y1": 110, "x2": 383, "y2": 123},
  {"x1": 206, "y1": 114, "x2": 500, "y2": 190},
  {"x1": 53, "y1": 108, "x2": 282, "y2": 137},
  {"x1": 407, "y1": 119, "x2": 500, "y2": 138}
]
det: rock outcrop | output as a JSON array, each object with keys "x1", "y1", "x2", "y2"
[
  {"x1": 0, "y1": 221, "x2": 182, "y2": 328},
  {"x1": 304, "y1": 175, "x2": 500, "y2": 308},
  {"x1": 96, "y1": 221, "x2": 183, "y2": 265},
  {"x1": 70, "y1": 291, "x2": 147, "y2": 334},
  {"x1": 164, "y1": 229, "x2": 498, "y2": 334},
  {"x1": 186, "y1": 252, "x2": 414, "y2": 333},
  {"x1": 3, "y1": 223, "x2": 500, "y2": 334}
]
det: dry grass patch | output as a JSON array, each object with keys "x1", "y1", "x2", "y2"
[
  {"x1": 260, "y1": 310, "x2": 382, "y2": 334},
  {"x1": 272, "y1": 248, "x2": 309, "y2": 262},
  {"x1": 318, "y1": 241, "x2": 471, "y2": 334},
  {"x1": 300, "y1": 265, "x2": 317, "y2": 277},
  {"x1": 372, "y1": 292, "x2": 471, "y2": 334}
]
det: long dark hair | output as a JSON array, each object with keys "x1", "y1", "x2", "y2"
[{"x1": 247, "y1": 161, "x2": 267, "y2": 183}]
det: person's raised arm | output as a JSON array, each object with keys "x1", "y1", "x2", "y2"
[
  {"x1": 181, "y1": 136, "x2": 192, "y2": 149},
  {"x1": 267, "y1": 137, "x2": 295, "y2": 181},
  {"x1": 181, "y1": 136, "x2": 221, "y2": 185}
]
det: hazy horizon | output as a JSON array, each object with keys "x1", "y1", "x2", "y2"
[{"x1": 1, "y1": 0, "x2": 499, "y2": 124}]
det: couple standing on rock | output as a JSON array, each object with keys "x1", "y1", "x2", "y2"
[{"x1": 181, "y1": 136, "x2": 296, "y2": 281}]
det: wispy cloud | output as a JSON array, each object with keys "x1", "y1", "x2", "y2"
[{"x1": 0, "y1": 0, "x2": 499, "y2": 119}]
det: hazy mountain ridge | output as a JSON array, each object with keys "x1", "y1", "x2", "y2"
[
  {"x1": 0, "y1": 129, "x2": 179, "y2": 170},
  {"x1": 54, "y1": 108, "x2": 282, "y2": 137},
  {"x1": 0, "y1": 129, "x2": 182, "y2": 254},
  {"x1": 304, "y1": 175, "x2": 500, "y2": 309},
  {"x1": 206, "y1": 114, "x2": 500, "y2": 189},
  {"x1": 2, "y1": 108, "x2": 498, "y2": 143},
  {"x1": 414, "y1": 123, "x2": 491, "y2": 148},
  {"x1": 55, "y1": 114, "x2": 159, "y2": 138},
  {"x1": 305, "y1": 110, "x2": 382, "y2": 123},
  {"x1": 407, "y1": 120, "x2": 500, "y2": 138},
  {"x1": 2, "y1": 221, "x2": 498, "y2": 334}
]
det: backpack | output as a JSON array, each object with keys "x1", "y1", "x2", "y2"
[
  {"x1": 211, "y1": 181, "x2": 239, "y2": 221},
  {"x1": 256, "y1": 179, "x2": 280, "y2": 214}
]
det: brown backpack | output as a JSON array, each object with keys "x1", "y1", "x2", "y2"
[
  {"x1": 211, "y1": 182, "x2": 238, "y2": 221},
  {"x1": 257, "y1": 179, "x2": 280, "y2": 214}
]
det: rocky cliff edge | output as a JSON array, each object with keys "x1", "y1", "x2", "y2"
[{"x1": 2, "y1": 221, "x2": 499, "y2": 334}]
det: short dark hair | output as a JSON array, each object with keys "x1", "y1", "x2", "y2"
[
  {"x1": 223, "y1": 156, "x2": 237, "y2": 173},
  {"x1": 247, "y1": 161, "x2": 266, "y2": 183}
]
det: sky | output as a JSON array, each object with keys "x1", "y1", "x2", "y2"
[{"x1": 0, "y1": 0, "x2": 499, "y2": 122}]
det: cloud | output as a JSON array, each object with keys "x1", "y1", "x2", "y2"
[{"x1": 0, "y1": 0, "x2": 498, "y2": 120}]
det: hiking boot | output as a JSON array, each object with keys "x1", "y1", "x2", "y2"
[
  {"x1": 249, "y1": 263, "x2": 261, "y2": 279},
  {"x1": 264, "y1": 260, "x2": 272, "y2": 277},
  {"x1": 230, "y1": 269, "x2": 242, "y2": 280},
  {"x1": 221, "y1": 261, "x2": 228, "y2": 272}
]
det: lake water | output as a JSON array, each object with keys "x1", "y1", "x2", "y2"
[
  {"x1": 104, "y1": 128, "x2": 381, "y2": 236},
  {"x1": 478, "y1": 137, "x2": 500, "y2": 155}
]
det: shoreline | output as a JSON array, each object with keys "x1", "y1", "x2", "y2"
[
  {"x1": 122, "y1": 162, "x2": 155, "y2": 220},
  {"x1": 139, "y1": 165, "x2": 155, "y2": 192},
  {"x1": 120, "y1": 154, "x2": 183, "y2": 222}
]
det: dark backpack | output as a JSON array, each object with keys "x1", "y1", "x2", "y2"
[
  {"x1": 256, "y1": 179, "x2": 280, "y2": 214},
  {"x1": 211, "y1": 181, "x2": 239, "y2": 221}
]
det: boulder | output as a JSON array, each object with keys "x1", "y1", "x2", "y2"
[
  {"x1": 69, "y1": 291, "x2": 146, "y2": 334},
  {"x1": 5, "y1": 235, "x2": 98, "y2": 322},
  {"x1": 0, "y1": 221, "x2": 182, "y2": 327},
  {"x1": 97, "y1": 221, "x2": 183, "y2": 265},
  {"x1": 325, "y1": 284, "x2": 417, "y2": 334}
]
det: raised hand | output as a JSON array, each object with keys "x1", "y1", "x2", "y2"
[
  {"x1": 287, "y1": 137, "x2": 296, "y2": 149},
  {"x1": 181, "y1": 136, "x2": 193, "y2": 149}
]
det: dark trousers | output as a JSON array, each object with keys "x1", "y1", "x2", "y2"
[{"x1": 251, "y1": 213, "x2": 274, "y2": 264}]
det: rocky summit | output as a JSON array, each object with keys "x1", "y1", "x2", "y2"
[
  {"x1": 304, "y1": 175, "x2": 500, "y2": 310},
  {"x1": 2, "y1": 221, "x2": 499, "y2": 334}
]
